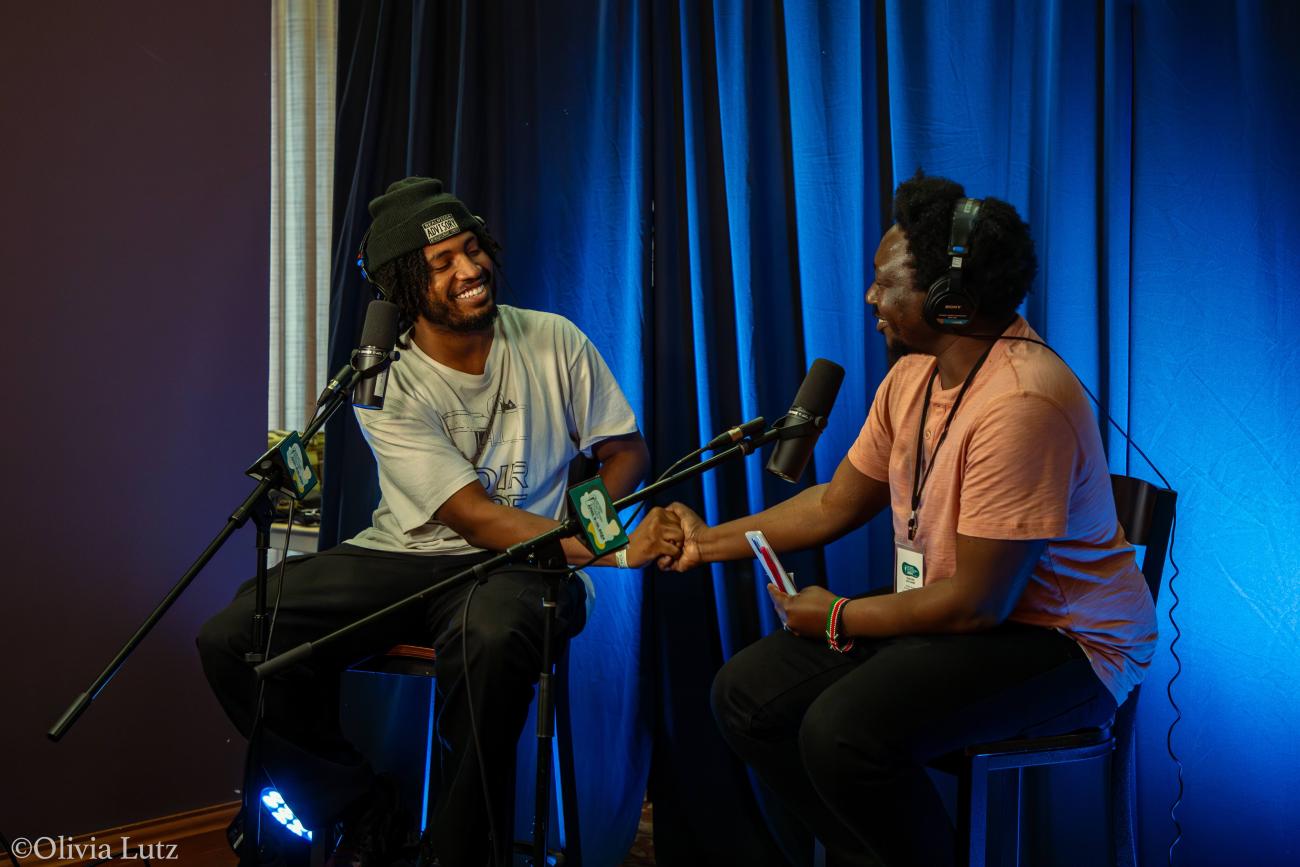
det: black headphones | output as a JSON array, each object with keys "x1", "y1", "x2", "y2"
[
  {"x1": 355, "y1": 215, "x2": 499, "y2": 302},
  {"x1": 923, "y1": 197, "x2": 983, "y2": 330}
]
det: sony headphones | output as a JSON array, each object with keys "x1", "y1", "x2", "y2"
[
  {"x1": 923, "y1": 197, "x2": 983, "y2": 330},
  {"x1": 355, "y1": 214, "x2": 498, "y2": 301}
]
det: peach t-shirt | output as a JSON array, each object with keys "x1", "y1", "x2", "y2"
[{"x1": 847, "y1": 317, "x2": 1156, "y2": 704}]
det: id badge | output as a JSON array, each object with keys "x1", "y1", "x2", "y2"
[{"x1": 894, "y1": 541, "x2": 925, "y2": 593}]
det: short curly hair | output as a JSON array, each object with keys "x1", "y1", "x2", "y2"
[
  {"x1": 891, "y1": 170, "x2": 1037, "y2": 320},
  {"x1": 369, "y1": 229, "x2": 501, "y2": 346}
]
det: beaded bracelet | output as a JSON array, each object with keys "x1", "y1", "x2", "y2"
[{"x1": 825, "y1": 596, "x2": 855, "y2": 653}]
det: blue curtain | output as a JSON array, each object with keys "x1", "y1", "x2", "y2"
[
  {"x1": 1129, "y1": 4, "x2": 1300, "y2": 865},
  {"x1": 326, "y1": 1, "x2": 1300, "y2": 864},
  {"x1": 645, "y1": 3, "x2": 893, "y2": 862}
]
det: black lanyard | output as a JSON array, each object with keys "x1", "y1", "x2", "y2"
[{"x1": 907, "y1": 345, "x2": 994, "y2": 542}]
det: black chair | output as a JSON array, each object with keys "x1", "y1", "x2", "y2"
[
  {"x1": 952, "y1": 473, "x2": 1177, "y2": 866},
  {"x1": 317, "y1": 641, "x2": 583, "y2": 866},
  {"x1": 310, "y1": 455, "x2": 599, "y2": 866}
]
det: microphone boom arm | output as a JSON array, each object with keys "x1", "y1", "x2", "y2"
[{"x1": 254, "y1": 425, "x2": 783, "y2": 681}]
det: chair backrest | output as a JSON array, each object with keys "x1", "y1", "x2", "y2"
[{"x1": 1110, "y1": 474, "x2": 1178, "y2": 604}]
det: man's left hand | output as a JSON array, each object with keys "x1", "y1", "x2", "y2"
[{"x1": 766, "y1": 583, "x2": 838, "y2": 639}]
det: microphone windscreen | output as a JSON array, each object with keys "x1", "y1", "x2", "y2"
[
  {"x1": 359, "y1": 300, "x2": 400, "y2": 350},
  {"x1": 793, "y1": 358, "x2": 846, "y2": 414},
  {"x1": 765, "y1": 358, "x2": 846, "y2": 483}
]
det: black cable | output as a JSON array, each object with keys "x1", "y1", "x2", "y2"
[
  {"x1": 263, "y1": 499, "x2": 297, "y2": 683},
  {"x1": 971, "y1": 329, "x2": 1186, "y2": 862},
  {"x1": 965, "y1": 332, "x2": 1170, "y2": 487},
  {"x1": 620, "y1": 444, "x2": 709, "y2": 530},
  {"x1": 459, "y1": 581, "x2": 499, "y2": 865},
  {"x1": 238, "y1": 497, "x2": 299, "y2": 857},
  {"x1": 1164, "y1": 508, "x2": 1184, "y2": 866},
  {"x1": 459, "y1": 548, "x2": 603, "y2": 866}
]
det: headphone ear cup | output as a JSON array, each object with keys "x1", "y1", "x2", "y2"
[
  {"x1": 924, "y1": 274, "x2": 977, "y2": 330},
  {"x1": 932, "y1": 196, "x2": 983, "y2": 331},
  {"x1": 923, "y1": 275, "x2": 949, "y2": 330}
]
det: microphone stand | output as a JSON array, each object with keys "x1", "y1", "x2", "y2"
[
  {"x1": 47, "y1": 361, "x2": 382, "y2": 864},
  {"x1": 254, "y1": 423, "x2": 791, "y2": 866}
]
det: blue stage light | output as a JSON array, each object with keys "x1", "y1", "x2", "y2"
[{"x1": 260, "y1": 788, "x2": 313, "y2": 842}]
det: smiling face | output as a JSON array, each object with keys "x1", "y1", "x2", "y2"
[
  {"x1": 418, "y1": 229, "x2": 496, "y2": 333},
  {"x1": 865, "y1": 224, "x2": 934, "y2": 357}
]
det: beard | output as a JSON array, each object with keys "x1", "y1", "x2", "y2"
[
  {"x1": 874, "y1": 311, "x2": 919, "y2": 367},
  {"x1": 420, "y1": 274, "x2": 499, "y2": 333},
  {"x1": 885, "y1": 334, "x2": 918, "y2": 367}
]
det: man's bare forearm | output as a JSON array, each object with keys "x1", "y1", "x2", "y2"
[
  {"x1": 594, "y1": 435, "x2": 650, "y2": 502},
  {"x1": 696, "y1": 483, "x2": 842, "y2": 562}
]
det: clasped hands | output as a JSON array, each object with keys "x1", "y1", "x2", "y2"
[
  {"x1": 617, "y1": 502, "x2": 703, "y2": 572},
  {"x1": 620, "y1": 505, "x2": 686, "y2": 568},
  {"x1": 628, "y1": 502, "x2": 837, "y2": 638}
]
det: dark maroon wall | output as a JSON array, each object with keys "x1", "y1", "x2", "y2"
[{"x1": 0, "y1": 2, "x2": 269, "y2": 835}]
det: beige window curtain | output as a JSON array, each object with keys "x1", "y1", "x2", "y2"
[{"x1": 269, "y1": 0, "x2": 336, "y2": 430}]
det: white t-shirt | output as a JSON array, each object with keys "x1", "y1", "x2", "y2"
[{"x1": 347, "y1": 305, "x2": 638, "y2": 554}]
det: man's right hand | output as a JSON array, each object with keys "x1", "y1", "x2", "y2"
[
  {"x1": 624, "y1": 505, "x2": 685, "y2": 567},
  {"x1": 658, "y1": 502, "x2": 707, "y2": 571}
]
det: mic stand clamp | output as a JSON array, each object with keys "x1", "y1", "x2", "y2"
[
  {"x1": 350, "y1": 347, "x2": 400, "y2": 371},
  {"x1": 772, "y1": 413, "x2": 828, "y2": 440}
]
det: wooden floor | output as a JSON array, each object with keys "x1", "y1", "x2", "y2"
[{"x1": 620, "y1": 800, "x2": 656, "y2": 866}]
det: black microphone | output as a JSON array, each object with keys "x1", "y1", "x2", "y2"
[
  {"x1": 766, "y1": 358, "x2": 845, "y2": 483},
  {"x1": 704, "y1": 416, "x2": 766, "y2": 451},
  {"x1": 350, "y1": 300, "x2": 400, "y2": 410}
]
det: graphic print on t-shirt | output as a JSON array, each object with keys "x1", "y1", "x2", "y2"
[
  {"x1": 495, "y1": 398, "x2": 525, "y2": 444},
  {"x1": 442, "y1": 408, "x2": 492, "y2": 457},
  {"x1": 440, "y1": 396, "x2": 528, "y2": 459},
  {"x1": 478, "y1": 460, "x2": 529, "y2": 507}
]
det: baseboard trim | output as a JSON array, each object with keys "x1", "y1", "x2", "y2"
[{"x1": 7, "y1": 801, "x2": 240, "y2": 866}]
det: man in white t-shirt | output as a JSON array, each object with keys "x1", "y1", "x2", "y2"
[{"x1": 198, "y1": 178, "x2": 683, "y2": 867}]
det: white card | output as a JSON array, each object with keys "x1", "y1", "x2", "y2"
[{"x1": 894, "y1": 542, "x2": 925, "y2": 593}]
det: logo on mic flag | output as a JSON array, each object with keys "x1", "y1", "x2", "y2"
[
  {"x1": 567, "y1": 477, "x2": 628, "y2": 554},
  {"x1": 246, "y1": 431, "x2": 318, "y2": 500},
  {"x1": 279, "y1": 434, "x2": 317, "y2": 499}
]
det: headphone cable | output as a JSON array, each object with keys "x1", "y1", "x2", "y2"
[{"x1": 964, "y1": 328, "x2": 1183, "y2": 863}]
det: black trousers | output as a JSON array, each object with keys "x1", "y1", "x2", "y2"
[
  {"x1": 196, "y1": 543, "x2": 586, "y2": 866},
  {"x1": 711, "y1": 621, "x2": 1117, "y2": 867}
]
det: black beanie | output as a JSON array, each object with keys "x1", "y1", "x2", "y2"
[{"x1": 364, "y1": 177, "x2": 479, "y2": 270}]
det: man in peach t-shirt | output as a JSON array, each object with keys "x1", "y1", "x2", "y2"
[{"x1": 663, "y1": 172, "x2": 1157, "y2": 867}]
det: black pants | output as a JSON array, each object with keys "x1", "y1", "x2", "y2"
[
  {"x1": 711, "y1": 621, "x2": 1117, "y2": 867},
  {"x1": 196, "y1": 544, "x2": 586, "y2": 866}
]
